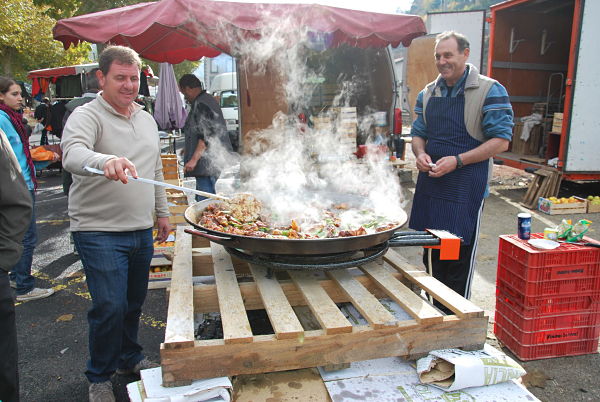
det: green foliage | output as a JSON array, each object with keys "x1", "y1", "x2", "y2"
[
  {"x1": 33, "y1": 0, "x2": 81, "y2": 20},
  {"x1": 145, "y1": 60, "x2": 202, "y2": 82},
  {"x1": 409, "y1": 0, "x2": 505, "y2": 14},
  {"x1": 0, "y1": 0, "x2": 91, "y2": 80},
  {"x1": 76, "y1": 0, "x2": 149, "y2": 16}
]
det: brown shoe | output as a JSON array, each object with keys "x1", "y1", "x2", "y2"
[{"x1": 88, "y1": 381, "x2": 114, "y2": 402}]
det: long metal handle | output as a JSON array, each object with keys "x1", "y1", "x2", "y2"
[
  {"x1": 184, "y1": 228, "x2": 234, "y2": 243},
  {"x1": 84, "y1": 166, "x2": 229, "y2": 201}
]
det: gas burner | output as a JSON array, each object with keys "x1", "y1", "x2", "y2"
[{"x1": 225, "y1": 241, "x2": 389, "y2": 272}]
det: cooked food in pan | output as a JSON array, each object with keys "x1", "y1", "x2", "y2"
[{"x1": 198, "y1": 199, "x2": 400, "y2": 239}]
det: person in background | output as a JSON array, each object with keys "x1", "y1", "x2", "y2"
[
  {"x1": 61, "y1": 46, "x2": 171, "y2": 402},
  {"x1": 408, "y1": 31, "x2": 513, "y2": 311},
  {"x1": 0, "y1": 127, "x2": 34, "y2": 402},
  {"x1": 178, "y1": 74, "x2": 232, "y2": 201},
  {"x1": 0, "y1": 76, "x2": 55, "y2": 302},
  {"x1": 34, "y1": 97, "x2": 51, "y2": 145},
  {"x1": 62, "y1": 68, "x2": 101, "y2": 197},
  {"x1": 21, "y1": 117, "x2": 32, "y2": 137}
]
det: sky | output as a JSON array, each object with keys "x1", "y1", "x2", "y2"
[{"x1": 225, "y1": 0, "x2": 415, "y2": 14}]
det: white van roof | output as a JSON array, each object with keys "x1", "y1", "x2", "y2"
[{"x1": 210, "y1": 72, "x2": 237, "y2": 92}]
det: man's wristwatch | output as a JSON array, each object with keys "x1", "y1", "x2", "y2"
[{"x1": 455, "y1": 154, "x2": 464, "y2": 169}]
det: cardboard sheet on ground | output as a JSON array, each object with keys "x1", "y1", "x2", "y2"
[
  {"x1": 319, "y1": 352, "x2": 537, "y2": 402},
  {"x1": 126, "y1": 367, "x2": 231, "y2": 402},
  {"x1": 417, "y1": 344, "x2": 526, "y2": 391}
]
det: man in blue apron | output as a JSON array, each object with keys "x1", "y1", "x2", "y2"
[{"x1": 409, "y1": 31, "x2": 513, "y2": 310}]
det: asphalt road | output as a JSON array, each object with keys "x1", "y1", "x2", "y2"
[{"x1": 13, "y1": 160, "x2": 600, "y2": 402}]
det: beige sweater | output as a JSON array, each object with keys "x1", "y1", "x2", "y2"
[{"x1": 61, "y1": 93, "x2": 169, "y2": 232}]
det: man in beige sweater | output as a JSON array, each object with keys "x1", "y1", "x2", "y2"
[{"x1": 61, "y1": 46, "x2": 170, "y2": 402}]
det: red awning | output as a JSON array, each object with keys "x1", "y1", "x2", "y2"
[
  {"x1": 28, "y1": 63, "x2": 99, "y2": 79},
  {"x1": 53, "y1": 0, "x2": 426, "y2": 63}
]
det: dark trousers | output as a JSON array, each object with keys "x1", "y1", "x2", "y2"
[
  {"x1": 73, "y1": 229, "x2": 153, "y2": 383},
  {"x1": 40, "y1": 129, "x2": 49, "y2": 145},
  {"x1": 422, "y1": 201, "x2": 483, "y2": 313},
  {"x1": 0, "y1": 271, "x2": 19, "y2": 402},
  {"x1": 9, "y1": 191, "x2": 37, "y2": 296}
]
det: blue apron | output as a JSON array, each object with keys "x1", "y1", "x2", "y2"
[{"x1": 409, "y1": 86, "x2": 488, "y2": 245}]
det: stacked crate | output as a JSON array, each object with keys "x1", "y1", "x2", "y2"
[
  {"x1": 160, "y1": 154, "x2": 187, "y2": 225},
  {"x1": 495, "y1": 233, "x2": 600, "y2": 360},
  {"x1": 336, "y1": 107, "x2": 358, "y2": 154}
]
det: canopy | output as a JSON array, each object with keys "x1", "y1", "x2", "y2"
[
  {"x1": 28, "y1": 63, "x2": 98, "y2": 79},
  {"x1": 53, "y1": 0, "x2": 426, "y2": 63}
]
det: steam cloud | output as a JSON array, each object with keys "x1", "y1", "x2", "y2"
[{"x1": 196, "y1": 8, "x2": 407, "y2": 228}]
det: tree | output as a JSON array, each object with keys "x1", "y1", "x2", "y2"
[
  {"x1": 0, "y1": 0, "x2": 90, "y2": 80},
  {"x1": 410, "y1": 0, "x2": 505, "y2": 14}
]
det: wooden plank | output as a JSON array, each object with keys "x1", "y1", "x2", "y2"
[
  {"x1": 326, "y1": 269, "x2": 397, "y2": 329},
  {"x1": 211, "y1": 243, "x2": 253, "y2": 344},
  {"x1": 249, "y1": 264, "x2": 304, "y2": 339},
  {"x1": 164, "y1": 226, "x2": 195, "y2": 348},
  {"x1": 384, "y1": 249, "x2": 484, "y2": 318},
  {"x1": 160, "y1": 316, "x2": 488, "y2": 382},
  {"x1": 288, "y1": 271, "x2": 352, "y2": 335},
  {"x1": 192, "y1": 273, "x2": 397, "y2": 313},
  {"x1": 361, "y1": 262, "x2": 443, "y2": 323}
]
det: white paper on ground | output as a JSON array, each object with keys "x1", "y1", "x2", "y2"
[
  {"x1": 129, "y1": 367, "x2": 232, "y2": 402},
  {"x1": 319, "y1": 354, "x2": 538, "y2": 402},
  {"x1": 324, "y1": 372, "x2": 538, "y2": 402},
  {"x1": 416, "y1": 344, "x2": 526, "y2": 392}
]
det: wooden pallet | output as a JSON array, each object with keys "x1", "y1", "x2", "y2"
[
  {"x1": 521, "y1": 168, "x2": 562, "y2": 209},
  {"x1": 160, "y1": 227, "x2": 488, "y2": 386}
]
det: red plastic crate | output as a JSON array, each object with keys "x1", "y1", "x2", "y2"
[
  {"x1": 495, "y1": 321, "x2": 599, "y2": 360},
  {"x1": 498, "y1": 234, "x2": 600, "y2": 269},
  {"x1": 498, "y1": 251, "x2": 600, "y2": 282},
  {"x1": 497, "y1": 271, "x2": 600, "y2": 298},
  {"x1": 496, "y1": 296, "x2": 600, "y2": 331},
  {"x1": 496, "y1": 282, "x2": 600, "y2": 316},
  {"x1": 495, "y1": 309, "x2": 600, "y2": 345},
  {"x1": 497, "y1": 280, "x2": 600, "y2": 313}
]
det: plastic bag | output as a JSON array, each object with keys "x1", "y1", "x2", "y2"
[
  {"x1": 32, "y1": 123, "x2": 44, "y2": 136},
  {"x1": 30, "y1": 146, "x2": 56, "y2": 161},
  {"x1": 566, "y1": 219, "x2": 592, "y2": 242},
  {"x1": 556, "y1": 219, "x2": 572, "y2": 240}
]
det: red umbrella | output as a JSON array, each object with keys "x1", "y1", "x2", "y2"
[{"x1": 53, "y1": 0, "x2": 426, "y2": 63}]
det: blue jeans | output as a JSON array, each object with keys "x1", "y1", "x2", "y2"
[
  {"x1": 195, "y1": 176, "x2": 217, "y2": 202},
  {"x1": 10, "y1": 190, "x2": 37, "y2": 295},
  {"x1": 73, "y1": 229, "x2": 153, "y2": 383}
]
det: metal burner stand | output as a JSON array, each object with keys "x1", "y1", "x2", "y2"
[{"x1": 225, "y1": 230, "x2": 460, "y2": 275}]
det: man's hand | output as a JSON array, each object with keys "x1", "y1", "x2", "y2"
[
  {"x1": 415, "y1": 152, "x2": 435, "y2": 172},
  {"x1": 103, "y1": 157, "x2": 138, "y2": 184},
  {"x1": 428, "y1": 155, "x2": 458, "y2": 178},
  {"x1": 155, "y1": 217, "x2": 172, "y2": 243},
  {"x1": 184, "y1": 158, "x2": 198, "y2": 173}
]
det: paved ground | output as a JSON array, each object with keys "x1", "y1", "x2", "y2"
[{"x1": 13, "y1": 144, "x2": 600, "y2": 401}]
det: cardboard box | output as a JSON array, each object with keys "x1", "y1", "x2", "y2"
[
  {"x1": 538, "y1": 196, "x2": 587, "y2": 215},
  {"x1": 552, "y1": 112, "x2": 564, "y2": 133}
]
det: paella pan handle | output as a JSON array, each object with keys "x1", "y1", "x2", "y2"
[{"x1": 184, "y1": 228, "x2": 234, "y2": 243}]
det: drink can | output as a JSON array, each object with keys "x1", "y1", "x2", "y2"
[
  {"x1": 544, "y1": 228, "x2": 558, "y2": 241},
  {"x1": 517, "y1": 213, "x2": 532, "y2": 240}
]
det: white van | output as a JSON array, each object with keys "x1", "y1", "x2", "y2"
[{"x1": 209, "y1": 72, "x2": 239, "y2": 151}]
